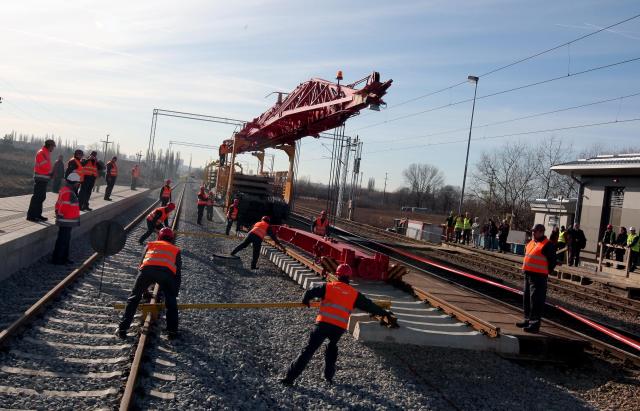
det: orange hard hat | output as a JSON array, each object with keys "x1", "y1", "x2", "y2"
[{"x1": 335, "y1": 263, "x2": 352, "y2": 278}]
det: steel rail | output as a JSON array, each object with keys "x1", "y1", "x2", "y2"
[
  {"x1": 119, "y1": 182, "x2": 186, "y2": 411},
  {"x1": 0, "y1": 188, "x2": 164, "y2": 348}
]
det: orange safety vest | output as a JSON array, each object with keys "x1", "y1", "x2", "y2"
[
  {"x1": 316, "y1": 281, "x2": 359, "y2": 329},
  {"x1": 69, "y1": 157, "x2": 85, "y2": 182},
  {"x1": 147, "y1": 207, "x2": 169, "y2": 223},
  {"x1": 250, "y1": 221, "x2": 269, "y2": 239},
  {"x1": 107, "y1": 161, "x2": 118, "y2": 176},
  {"x1": 314, "y1": 217, "x2": 329, "y2": 236},
  {"x1": 55, "y1": 185, "x2": 80, "y2": 226},
  {"x1": 34, "y1": 147, "x2": 52, "y2": 181},
  {"x1": 139, "y1": 241, "x2": 180, "y2": 274},
  {"x1": 132, "y1": 167, "x2": 140, "y2": 178},
  {"x1": 197, "y1": 192, "x2": 208, "y2": 206},
  {"x1": 227, "y1": 205, "x2": 239, "y2": 220},
  {"x1": 161, "y1": 186, "x2": 172, "y2": 199},
  {"x1": 83, "y1": 158, "x2": 98, "y2": 177},
  {"x1": 522, "y1": 238, "x2": 550, "y2": 275}
]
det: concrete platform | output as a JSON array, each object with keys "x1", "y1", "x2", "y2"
[
  {"x1": 260, "y1": 246, "x2": 520, "y2": 355},
  {"x1": 0, "y1": 186, "x2": 151, "y2": 280}
]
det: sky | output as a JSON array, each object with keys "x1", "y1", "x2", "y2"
[{"x1": 1, "y1": 0, "x2": 639, "y2": 191}]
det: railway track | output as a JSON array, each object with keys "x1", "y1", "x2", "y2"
[
  {"x1": 288, "y1": 212, "x2": 640, "y2": 367},
  {"x1": 0, "y1": 184, "x2": 185, "y2": 410}
]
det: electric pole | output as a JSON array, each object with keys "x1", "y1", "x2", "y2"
[
  {"x1": 383, "y1": 172, "x2": 388, "y2": 204},
  {"x1": 100, "y1": 134, "x2": 113, "y2": 162},
  {"x1": 136, "y1": 151, "x2": 142, "y2": 164}
]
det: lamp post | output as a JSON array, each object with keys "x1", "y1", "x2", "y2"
[{"x1": 458, "y1": 75, "x2": 479, "y2": 215}]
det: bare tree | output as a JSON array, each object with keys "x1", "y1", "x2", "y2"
[
  {"x1": 367, "y1": 177, "x2": 375, "y2": 191},
  {"x1": 535, "y1": 135, "x2": 576, "y2": 199},
  {"x1": 402, "y1": 163, "x2": 445, "y2": 208}
]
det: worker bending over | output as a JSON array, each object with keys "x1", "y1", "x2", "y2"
[
  {"x1": 280, "y1": 264, "x2": 394, "y2": 385},
  {"x1": 311, "y1": 210, "x2": 330, "y2": 237},
  {"x1": 226, "y1": 198, "x2": 240, "y2": 235},
  {"x1": 117, "y1": 227, "x2": 181, "y2": 340},
  {"x1": 139, "y1": 203, "x2": 175, "y2": 244},
  {"x1": 51, "y1": 172, "x2": 81, "y2": 265},
  {"x1": 230, "y1": 216, "x2": 284, "y2": 269},
  {"x1": 160, "y1": 179, "x2": 172, "y2": 206}
]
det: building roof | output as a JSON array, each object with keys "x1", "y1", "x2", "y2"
[{"x1": 551, "y1": 153, "x2": 640, "y2": 176}]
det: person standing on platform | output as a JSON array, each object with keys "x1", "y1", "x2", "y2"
[
  {"x1": 206, "y1": 189, "x2": 215, "y2": 221},
  {"x1": 471, "y1": 217, "x2": 481, "y2": 248},
  {"x1": 568, "y1": 223, "x2": 586, "y2": 267},
  {"x1": 196, "y1": 186, "x2": 208, "y2": 225},
  {"x1": 139, "y1": 203, "x2": 175, "y2": 244},
  {"x1": 615, "y1": 227, "x2": 628, "y2": 269},
  {"x1": 557, "y1": 225, "x2": 567, "y2": 265},
  {"x1": 26, "y1": 139, "x2": 56, "y2": 222},
  {"x1": 51, "y1": 172, "x2": 81, "y2": 265},
  {"x1": 117, "y1": 227, "x2": 181, "y2": 340},
  {"x1": 517, "y1": 223, "x2": 556, "y2": 333},
  {"x1": 454, "y1": 214, "x2": 464, "y2": 244},
  {"x1": 79, "y1": 151, "x2": 98, "y2": 211},
  {"x1": 229, "y1": 216, "x2": 285, "y2": 269},
  {"x1": 445, "y1": 211, "x2": 455, "y2": 242},
  {"x1": 627, "y1": 227, "x2": 639, "y2": 272},
  {"x1": 65, "y1": 149, "x2": 84, "y2": 196},
  {"x1": 489, "y1": 219, "x2": 499, "y2": 251},
  {"x1": 160, "y1": 180, "x2": 172, "y2": 206},
  {"x1": 601, "y1": 224, "x2": 616, "y2": 261},
  {"x1": 131, "y1": 165, "x2": 140, "y2": 190},
  {"x1": 51, "y1": 154, "x2": 65, "y2": 194},
  {"x1": 498, "y1": 219, "x2": 510, "y2": 253},
  {"x1": 280, "y1": 263, "x2": 395, "y2": 386},
  {"x1": 104, "y1": 157, "x2": 118, "y2": 201},
  {"x1": 462, "y1": 212, "x2": 472, "y2": 245},
  {"x1": 311, "y1": 210, "x2": 330, "y2": 237},
  {"x1": 93, "y1": 160, "x2": 105, "y2": 193},
  {"x1": 225, "y1": 198, "x2": 240, "y2": 235}
]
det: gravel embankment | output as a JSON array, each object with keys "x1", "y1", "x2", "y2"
[{"x1": 138, "y1": 182, "x2": 640, "y2": 410}]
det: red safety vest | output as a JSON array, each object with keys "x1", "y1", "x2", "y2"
[
  {"x1": 147, "y1": 207, "x2": 169, "y2": 223},
  {"x1": 83, "y1": 158, "x2": 98, "y2": 177},
  {"x1": 316, "y1": 281, "x2": 358, "y2": 329},
  {"x1": 227, "y1": 205, "x2": 239, "y2": 220},
  {"x1": 197, "y1": 192, "x2": 208, "y2": 206},
  {"x1": 250, "y1": 221, "x2": 269, "y2": 239},
  {"x1": 107, "y1": 161, "x2": 118, "y2": 176},
  {"x1": 314, "y1": 217, "x2": 329, "y2": 236},
  {"x1": 161, "y1": 186, "x2": 172, "y2": 199},
  {"x1": 34, "y1": 147, "x2": 52, "y2": 181},
  {"x1": 522, "y1": 238, "x2": 550, "y2": 275},
  {"x1": 69, "y1": 157, "x2": 85, "y2": 182},
  {"x1": 132, "y1": 167, "x2": 140, "y2": 178},
  {"x1": 139, "y1": 241, "x2": 180, "y2": 274},
  {"x1": 55, "y1": 185, "x2": 80, "y2": 227}
]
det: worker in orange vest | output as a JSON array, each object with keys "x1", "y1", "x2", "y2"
[
  {"x1": 160, "y1": 179, "x2": 172, "y2": 206},
  {"x1": 104, "y1": 156, "x2": 118, "y2": 201},
  {"x1": 139, "y1": 203, "x2": 175, "y2": 244},
  {"x1": 117, "y1": 227, "x2": 181, "y2": 340},
  {"x1": 225, "y1": 198, "x2": 240, "y2": 235},
  {"x1": 51, "y1": 172, "x2": 81, "y2": 265},
  {"x1": 206, "y1": 189, "x2": 215, "y2": 221},
  {"x1": 196, "y1": 186, "x2": 208, "y2": 225},
  {"x1": 230, "y1": 216, "x2": 285, "y2": 269},
  {"x1": 131, "y1": 165, "x2": 140, "y2": 190},
  {"x1": 517, "y1": 223, "x2": 556, "y2": 333},
  {"x1": 311, "y1": 210, "x2": 330, "y2": 237},
  {"x1": 79, "y1": 150, "x2": 99, "y2": 211},
  {"x1": 27, "y1": 139, "x2": 56, "y2": 222},
  {"x1": 65, "y1": 149, "x2": 84, "y2": 196},
  {"x1": 280, "y1": 264, "x2": 395, "y2": 385}
]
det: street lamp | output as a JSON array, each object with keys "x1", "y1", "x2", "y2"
[{"x1": 458, "y1": 75, "x2": 479, "y2": 215}]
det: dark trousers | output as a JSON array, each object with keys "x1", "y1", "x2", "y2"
[
  {"x1": 231, "y1": 233, "x2": 262, "y2": 268},
  {"x1": 226, "y1": 218, "x2": 238, "y2": 235},
  {"x1": 206, "y1": 205, "x2": 213, "y2": 221},
  {"x1": 52, "y1": 226, "x2": 72, "y2": 263},
  {"x1": 463, "y1": 229, "x2": 471, "y2": 245},
  {"x1": 197, "y1": 204, "x2": 205, "y2": 224},
  {"x1": 27, "y1": 179, "x2": 49, "y2": 219},
  {"x1": 52, "y1": 178, "x2": 63, "y2": 194},
  {"x1": 79, "y1": 176, "x2": 96, "y2": 209},
  {"x1": 569, "y1": 246, "x2": 581, "y2": 266},
  {"x1": 104, "y1": 176, "x2": 116, "y2": 199},
  {"x1": 161, "y1": 197, "x2": 169, "y2": 206},
  {"x1": 139, "y1": 220, "x2": 159, "y2": 243},
  {"x1": 285, "y1": 322, "x2": 344, "y2": 382},
  {"x1": 499, "y1": 236, "x2": 509, "y2": 252},
  {"x1": 557, "y1": 242, "x2": 566, "y2": 264},
  {"x1": 631, "y1": 250, "x2": 639, "y2": 270},
  {"x1": 131, "y1": 177, "x2": 137, "y2": 190},
  {"x1": 523, "y1": 272, "x2": 547, "y2": 326},
  {"x1": 119, "y1": 268, "x2": 179, "y2": 333},
  {"x1": 454, "y1": 229, "x2": 462, "y2": 243}
]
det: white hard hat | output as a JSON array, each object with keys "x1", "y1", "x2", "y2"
[
  {"x1": 630, "y1": 227, "x2": 636, "y2": 232},
  {"x1": 66, "y1": 172, "x2": 81, "y2": 183}
]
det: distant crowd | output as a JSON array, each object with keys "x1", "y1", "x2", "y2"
[{"x1": 444, "y1": 212, "x2": 511, "y2": 253}]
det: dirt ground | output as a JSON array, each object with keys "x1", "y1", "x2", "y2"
[{"x1": 295, "y1": 197, "x2": 446, "y2": 230}]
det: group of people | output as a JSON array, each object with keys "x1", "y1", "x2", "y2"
[
  {"x1": 548, "y1": 224, "x2": 586, "y2": 267},
  {"x1": 600, "y1": 224, "x2": 639, "y2": 271},
  {"x1": 444, "y1": 211, "x2": 511, "y2": 253}
]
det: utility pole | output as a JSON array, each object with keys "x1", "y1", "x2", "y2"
[
  {"x1": 383, "y1": 172, "x2": 388, "y2": 204},
  {"x1": 136, "y1": 151, "x2": 142, "y2": 164},
  {"x1": 100, "y1": 134, "x2": 113, "y2": 162},
  {"x1": 458, "y1": 75, "x2": 479, "y2": 215}
]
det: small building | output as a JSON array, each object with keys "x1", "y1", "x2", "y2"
[
  {"x1": 551, "y1": 153, "x2": 640, "y2": 261},
  {"x1": 530, "y1": 198, "x2": 577, "y2": 230}
]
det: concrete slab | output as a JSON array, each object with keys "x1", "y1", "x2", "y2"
[{"x1": 0, "y1": 186, "x2": 152, "y2": 280}]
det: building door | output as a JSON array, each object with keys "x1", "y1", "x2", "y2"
[{"x1": 601, "y1": 187, "x2": 625, "y2": 239}]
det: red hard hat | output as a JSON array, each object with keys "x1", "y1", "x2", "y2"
[
  {"x1": 166, "y1": 179, "x2": 171, "y2": 184},
  {"x1": 158, "y1": 227, "x2": 175, "y2": 241},
  {"x1": 335, "y1": 264, "x2": 352, "y2": 278},
  {"x1": 320, "y1": 210, "x2": 326, "y2": 216},
  {"x1": 261, "y1": 216, "x2": 271, "y2": 223},
  {"x1": 233, "y1": 198, "x2": 239, "y2": 204},
  {"x1": 607, "y1": 224, "x2": 613, "y2": 229},
  {"x1": 167, "y1": 202, "x2": 176, "y2": 210}
]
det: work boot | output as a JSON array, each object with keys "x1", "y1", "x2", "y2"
[
  {"x1": 523, "y1": 322, "x2": 540, "y2": 333},
  {"x1": 279, "y1": 378, "x2": 293, "y2": 386},
  {"x1": 114, "y1": 328, "x2": 127, "y2": 340},
  {"x1": 166, "y1": 330, "x2": 180, "y2": 340},
  {"x1": 37, "y1": 216, "x2": 48, "y2": 221},
  {"x1": 515, "y1": 320, "x2": 530, "y2": 328}
]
